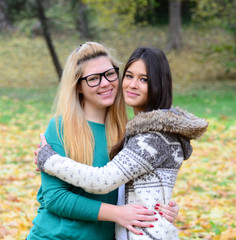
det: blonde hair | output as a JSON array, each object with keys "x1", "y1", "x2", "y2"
[{"x1": 52, "y1": 42, "x2": 127, "y2": 165}]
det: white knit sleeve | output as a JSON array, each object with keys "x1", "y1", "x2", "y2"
[{"x1": 43, "y1": 133, "x2": 169, "y2": 194}]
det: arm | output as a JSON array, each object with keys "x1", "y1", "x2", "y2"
[
  {"x1": 36, "y1": 132, "x2": 179, "y2": 226},
  {"x1": 39, "y1": 118, "x2": 101, "y2": 221},
  {"x1": 98, "y1": 203, "x2": 158, "y2": 235},
  {"x1": 40, "y1": 172, "x2": 101, "y2": 221},
  {"x1": 37, "y1": 133, "x2": 170, "y2": 194}
]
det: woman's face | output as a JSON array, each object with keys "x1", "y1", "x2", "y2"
[
  {"x1": 122, "y1": 59, "x2": 148, "y2": 115},
  {"x1": 79, "y1": 56, "x2": 119, "y2": 115}
]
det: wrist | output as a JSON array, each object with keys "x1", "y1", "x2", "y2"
[{"x1": 97, "y1": 203, "x2": 120, "y2": 223}]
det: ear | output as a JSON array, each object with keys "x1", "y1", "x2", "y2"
[{"x1": 78, "y1": 83, "x2": 83, "y2": 94}]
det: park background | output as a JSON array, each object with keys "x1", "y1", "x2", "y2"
[{"x1": 0, "y1": 0, "x2": 235, "y2": 239}]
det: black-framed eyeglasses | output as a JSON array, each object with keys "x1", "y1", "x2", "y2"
[{"x1": 79, "y1": 67, "x2": 119, "y2": 87}]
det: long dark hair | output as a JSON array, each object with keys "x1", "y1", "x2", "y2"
[
  {"x1": 122, "y1": 47, "x2": 173, "y2": 111},
  {"x1": 110, "y1": 47, "x2": 173, "y2": 159}
]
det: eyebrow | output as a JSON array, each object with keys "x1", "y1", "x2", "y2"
[{"x1": 126, "y1": 70, "x2": 147, "y2": 77}]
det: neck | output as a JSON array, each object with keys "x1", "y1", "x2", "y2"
[
  {"x1": 84, "y1": 105, "x2": 107, "y2": 124},
  {"x1": 133, "y1": 107, "x2": 142, "y2": 116}
]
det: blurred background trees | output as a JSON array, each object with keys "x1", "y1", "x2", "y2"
[{"x1": 0, "y1": 0, "x2": 235, "y2": 82}]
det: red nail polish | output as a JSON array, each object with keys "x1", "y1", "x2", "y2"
[
  {"x1": 155, "y1": 207, "x2": 159, "y2": 210},
  {"x1": 150, "y1": 224, "x2": 154, "y2": 227},
  {"x1": 155, "y1": 218, "x2": 158, "y2": 221},
  {"x1": 156, "y1": 203, "x2": 160, "y2": 206},
  {"x1": 140, "y1": 233, "x2": 143, "y2": 235},
  {"x1": 154, "y1": 212, "x2": 157, "y2": 214},
  {"x1": 144, "y1": 207, "x2": 148, "y2": 209},
  {"x1": 159, "y1": 212, "x2": 163, "y2": 215}
]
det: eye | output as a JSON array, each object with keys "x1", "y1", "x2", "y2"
[
  {"x1": 140, "y1": 78, "x2": 148, "y2": 82},
  {"x1": 125, "y1": 74, "x2": 133, "y2": 79},
  {"x1": 87, "y1": 75, "x2": 99, "y2": 82},
  {"x1": 106, "y1": 71, "x2": 116, "y2": 77}
]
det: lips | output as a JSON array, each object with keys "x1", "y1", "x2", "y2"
[
  {"x1": 98, "y1": 89, "x2": 113, "y2": 96},
  {"x1": 126, "y1": 91, "x2": 139, "y2": 97}
]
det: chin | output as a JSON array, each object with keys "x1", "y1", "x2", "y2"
[{"x1": 102, "y1": 100, "x2": 116, "y2": 108}]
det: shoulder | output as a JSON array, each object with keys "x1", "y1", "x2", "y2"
[
  {"x1": 127, "y1": 132, "x2": 169, "y2": 150},
  {"x1": 125, "y1": 132, "x2": 171, "y2": 167},
  {"x1": 44, "y1": 116, "x2": 65, "y2": 156},
  {"x1": 45, "y1": 117, "x2": 63, "y2": 138}
]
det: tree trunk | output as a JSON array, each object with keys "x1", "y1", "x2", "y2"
[
  {"x1": 167, "y1": 0, "x2": 182, "y2": 51},
  {"x1": 36, "y1": 0, "x2": 62, "y2": 80},
  {"x1": 77, "y1": 0, "x2": 91, "y2": 39},
  {"x1": 0, "y1": 0, "x2": 12, "y2": 31}
]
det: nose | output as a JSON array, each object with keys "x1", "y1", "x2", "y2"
[
  {"x1": 129, "y1": 78, "x2": 138, "y2": 88},
  {"x1": 99, "y1": 76, "x2": 110, "y2": 87}
]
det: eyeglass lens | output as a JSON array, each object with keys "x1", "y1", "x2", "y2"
[{"x1": 86, "y1": 68, "x2": 118, "y2": 87}]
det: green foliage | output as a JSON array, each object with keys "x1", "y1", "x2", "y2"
[
  {"x1": 209, "y1": 220, "x2": 226, "y2": 235},
  {"x1": 191, "y1": 0, "x2": 236, "y2": 70},
  {"x1": 82, "y1": 0, "x2": 156, "y2": 33},
  {"x1": 192, "y1": 0, "x2": 236, "y2": 34}
]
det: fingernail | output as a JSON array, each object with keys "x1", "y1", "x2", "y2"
[
  {"x1": 155, "y1": 207, "x2": 159, "y2": 210},
  {"x1": 154, "y1": 212, "x2": 157, "y2": 214},
  {"x1": 159, "y1": 212, "x2": 163, "y2": 215},
  {"x1": 155, "y1": 218, "x2": 158, "y2": 221},
  {"x1": 150, "y1": 224, "x2": 154, "y2": 227},
  {"x1": 143, "y1": 207, "x2": 148, "y2": 209},
  {"x1": 156, "y1": 203, "x2": 160, "y2": 206},
  {"x1": 140, "y1": 233, "x2": 143, "y2": 235}
]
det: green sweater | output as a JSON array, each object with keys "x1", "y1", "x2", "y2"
[{"x1": 27, "y1": 118, "x2": 117, "y2": 240}]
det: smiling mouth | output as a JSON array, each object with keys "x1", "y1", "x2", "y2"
[
  {"x1": 98, "y1": 89, "x2": 113, "y2": 95},
  {"x1": 127, "y1": 91, "x2": 139, "y2": 96}
]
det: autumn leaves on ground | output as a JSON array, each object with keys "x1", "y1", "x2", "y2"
[{"x1": 0, "y1": 27, "x2": 236, "y2": 239}]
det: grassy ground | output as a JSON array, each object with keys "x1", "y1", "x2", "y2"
[{"x1": 0, "y1": 26, "x2": 235, "y2": 239}]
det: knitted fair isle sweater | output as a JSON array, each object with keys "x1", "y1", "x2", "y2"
[{"x1": 37, "y1": 107, "x2": 208, "y2": 240}]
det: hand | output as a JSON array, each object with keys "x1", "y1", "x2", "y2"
[
  {"x1": 115, "y1": 204, "x2": 157, "y2": 235},
  {"x1": 155, "y1": 200, "x2": 179, "y2": 223},
  {"x1": 34, "y1": 133, "x2": 48, "y2": 171}
]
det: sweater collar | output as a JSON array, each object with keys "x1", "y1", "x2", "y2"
[{"x1": 126, "y1": 107, "x2": 208, "y2": 140}]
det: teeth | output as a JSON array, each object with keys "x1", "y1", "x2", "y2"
[{"x1": 99, "y1": 90, "x2": 112, "y2": 95}]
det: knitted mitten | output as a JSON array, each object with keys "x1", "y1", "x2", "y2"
[{"x1": 37, "y1": 144, "x2": 58, "y2": 171}]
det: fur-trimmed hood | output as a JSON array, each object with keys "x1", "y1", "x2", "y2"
[{"x1": 126, "y1": 106, "x2": 208, "y2": 140}]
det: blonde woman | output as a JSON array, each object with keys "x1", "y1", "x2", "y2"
[{"x1": 28, "y1": 43, "x2": 178, "y2": 240}]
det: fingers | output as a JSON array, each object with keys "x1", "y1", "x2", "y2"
[
  {"x1": 40, "y1": 133, "x2": 47, "y2": 147},
  {"x1": 127, "y1": 222, "x2": 156, "y2": 236},
  {"x1": 132, "y1": 220, "x2": 155, "y2": 228},
  {"x1": 155, "y1": 202, "x2": 178, "y2": 223},
  {"x1": 127, "y1": 225, "x2": 143, "y2": 236},
  {"x1": 168, "y1": 200, "x2": 177, "y2": 207},
  {"x1": 131, "y1": 208, "x2": 158, "y2": 224},
  {"x1": 157, "y1": 210, "x2": 175, "y2": 223},
  {"x1": 133, "y1": 206, "x2": 157, "y2": 222},
  {"x1": 136, "y1": 214, "x2": 157, "y2": 222},
  {"x1": 33, "y1": 133, "x2": 47, "y2": 172}
]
